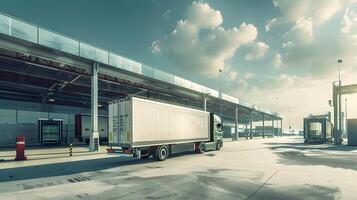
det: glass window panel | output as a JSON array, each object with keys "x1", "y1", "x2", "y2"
[
  {"x1": 130, "y1": 60, "x2": 142, "y2": 74},
  {"x1": 202, "y1": 87, "x2": 211, "y2": 94},
  {"x1": 142, "y1": 65, "x2": 154, "y2": 78},
  {"x1": 11, "y1": 19, "x2": 37, "y2": 43},
  {"x1": 222, "y1": 94, "x2": 238, "y2": 104},
  {"x1": 0, "y1": 14, "x2": 10, "y2": 35},
  {"x1": 95, "y1": 48, "x2": 108, "y2": 64},
  {"x1": 80, "y1": 42, "x2": 95, "y2": 60},
  {"x1": 266, "y1": 110, "x2": 273, "y2": 115},
  {"x1": 174, "y1": 76, "x2": 191, "y2": 89},
  {"x1": 256, "y1": 106, "x2": 262, "y2": 112},
  {"x1": 121, "y1": 57, "x2": 131, "y2": 71},
  {"x1": 109, "y1": 53, "x2": 121, "y2": 68},
  {"x1": 39, "y1": 28, "x2": 79, "y2": 55},
  {"x1": 209, "y1": 89, "x2": 219, "y2": 98},
  {"x1": 154, "y1": 69, "x2": 174, "y2": 83},
  {"x1": 240, "y1": 100, "x2": 252, "y2": 108},
  {"x1": 222, "y1": 94, "x2": 228, "y2": 101},
  {"x1": 191, "y1": 82, "x2": 203, "y2": 93}
]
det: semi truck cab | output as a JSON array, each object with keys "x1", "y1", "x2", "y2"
[{"x1": 203, "y1": 113, "x2": 223, "y2": 152}]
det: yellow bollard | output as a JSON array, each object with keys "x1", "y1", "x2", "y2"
[{"x1": 69, "y1": 143, "x2": 73, "y2": 156}]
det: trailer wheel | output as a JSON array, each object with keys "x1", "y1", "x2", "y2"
[
  {"x1": 216, "y1": 140, "x2": 222, "y2": 151},
  {"x1": 196, "y1": 143, "x2": 205, "y2": 154},
  {"x1": 155, "y1": 145, "x2": 169, "y2": 161}
]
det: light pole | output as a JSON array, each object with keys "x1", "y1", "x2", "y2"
[
  {"x1": 202, "y1": 92, "x2": 211, "y2": 111},
  {"x1": 338, "y1": 59, "x2": 342, "y2": 143},
  {"x1": 275, "y1": 97, "x2": 279, "y2": 137},
  {"x1": 345, "y1": 98, "x2": 348, "y2": 136},
  {"x1": 287, "y1": 106, "x2": 291, "y2": 135},
  {"x1": 219, "y1": 69, "x2": 223, "y2": 120}
]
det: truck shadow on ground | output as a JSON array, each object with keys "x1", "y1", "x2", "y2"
[
  {"x1": 0, "y1": 151, "x2": 206, "y2": 183},
  {"x1": 0, "y1": 156, "x2": 157, "y2": 182},
  {"x1": 266, "y1": 142, "x2": 357, "y2": 171}
]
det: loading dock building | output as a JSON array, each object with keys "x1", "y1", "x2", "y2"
[{"x1": 0, "y1": 12, "x2": 283, "y2": 147}]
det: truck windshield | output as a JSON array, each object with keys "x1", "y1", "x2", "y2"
[{"x1": 216, "y1": 123, "x2": 223, "y2": 132}]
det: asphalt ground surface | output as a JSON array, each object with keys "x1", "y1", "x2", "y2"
[{"x1": 1, "y1": 136, "x2": 357, "y2": 200}]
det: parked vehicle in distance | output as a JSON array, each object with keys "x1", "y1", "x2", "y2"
[
  {"x1": 304, "y1": 115, "x2": 333, "y2": 143},
  {"x1": 107, "y1": 96, "x2": 223, "y2": 161}
]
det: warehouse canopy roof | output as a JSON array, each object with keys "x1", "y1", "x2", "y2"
[{"x1": 0, "y1": 11, "x2": 282, "y2": 121}]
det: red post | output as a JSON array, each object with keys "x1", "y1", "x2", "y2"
[{"x1": 15, "y1": 136, "x2": 27, "y2": 161}]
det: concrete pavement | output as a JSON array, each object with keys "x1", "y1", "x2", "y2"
[{"x1": 1, "y1": 136, "x2": 357, "y2": 199}]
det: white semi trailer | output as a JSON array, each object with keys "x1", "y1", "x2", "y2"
[{"x1": 108, "y1": 97, "x2": 223, "y2": 161}]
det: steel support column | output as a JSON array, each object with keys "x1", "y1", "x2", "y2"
[
  {"x1": 203, "y1": 96, "x2": 207, "y2": 111},
  {"x1": 90, "y1": 62, "x2": 100, "y2": 152},
  {"x1": 333, "y1": 82, "x2": 341, "y2": 144},
  {"x1": 262, "y1": 114, "x2": 265, "y2": 138},
  {"x1": 234, "y1": 107, "x2": 238, "y2": 141},
  {"x1": 245, "y1": 124, "x2": 248, "y2": 140},
  {"x1": 250, "y1": 110, "x2": 253, "y2": 139},
  {"x1": 339, "y1": 80, "x2": 342, "y2": 142},
  {"x1": 280, "y1": 119, "x2": 283, "y2": 135},
  {"x1": 272, "y1": 119, "x2": 275, "y2": 137}
]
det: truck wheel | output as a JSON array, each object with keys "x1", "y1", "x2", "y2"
[
  {"x1": 196, "y1": 143, "x2": 205, "y2": 154},
  {"x1": 155, "y1": 145, "x2": 169, "y2": 161},
  {"x1": 216, "y1": 141, "x2": 222, "y2": 151}
]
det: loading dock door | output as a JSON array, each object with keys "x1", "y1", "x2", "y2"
[{"x1": 38, "y1": 119, "x2": 63, "y2": 144}]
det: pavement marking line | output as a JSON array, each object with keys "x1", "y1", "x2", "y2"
[{"x1": 246, "y1": 169, "x2": 280, "y2": 200}]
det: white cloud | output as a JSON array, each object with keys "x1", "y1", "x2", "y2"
[
  {"x1": 268, "y1": 2, "x2": 357, "y2": 78},
  {"x1": 162, "y1": 10, "x2": 172, "y2": 21},
  {"x1": 244, "y1": 72, "x2": 255, "y2": 79},
  {"x1": 230, "y1": 67, "x2": 357, "y2": 130},
  {"x1": 220, "y1": 1, "x2": 357, "y2": 131},
  {"x1": 265, "y1": 18, "x2": 277, "y2": 31},
  {"x1": 285, "y1": 17, "x2": 314, "y2": 44},
  {"x1": 341, "y1": 7, "x2": 357, "y2": 44},
  {"x1": 152, "y1": 1, "x2": 258, "y2": 76},
  {"x1": 227, "y1": 73, "x2": 335, "y2": 130},
  {"x1": 245, "y1": 41, "x2": 269, "y2": 60},
  {"x1": 273, "y1": 53, "x2": 284, "y2": 69},
  {"x1": 282, "y1": 41, "x2": 295, "y2": 48},
  {"x1": 313, "y1": 0, "x2": 344, "y2": 24},
  {"x1": 281, "y1": 23, "x2": 357, "y2": 78},
  {"x1": 266, "y1": 0, "x2": 356, "y2": 35},
  {"x1": 228, "y1": 70, "x2": 238, "y2": 81},
  {"x1": 151, "y1": 41, "x2": 161, "y2": 54},
  {"x1": 186, "y1": 1, "x2": 223, "y2": 29},
  {"x1": 271, "y1": 0, "x2": 352, "y2": 25}
]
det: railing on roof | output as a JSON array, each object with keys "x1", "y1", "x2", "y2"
[{"x1": 0, "y1": 12, "x2": 280, "y2": 118}]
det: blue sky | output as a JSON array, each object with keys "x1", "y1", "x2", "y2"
[{"x1": 1, "y1": 0, "x2": 357, "y2": 130}]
